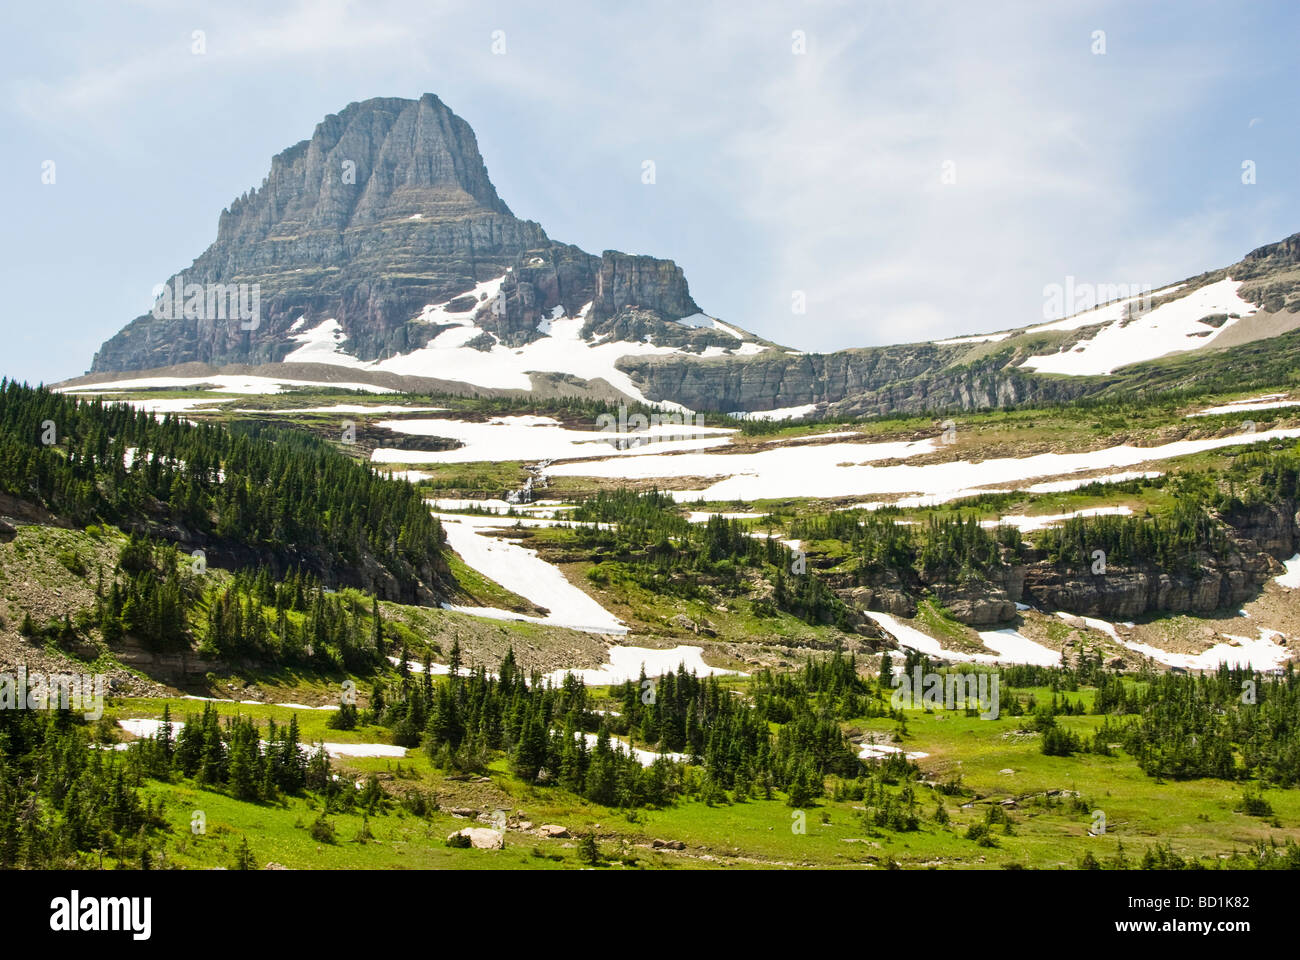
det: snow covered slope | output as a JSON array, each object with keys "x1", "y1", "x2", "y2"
[
  {"x1": 1018, "y1": 278, "x2": 1259, "y2": 376},
  {"x1": 274, "y1": 284, "x2": 770, "y2": 406}
]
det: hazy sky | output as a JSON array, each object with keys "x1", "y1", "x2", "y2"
[{"x1": 3, "y1": 0, "x2": 1298, "y2": 383}]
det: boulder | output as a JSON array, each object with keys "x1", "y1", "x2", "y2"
[
  {"x1": 651, "y1": 838, "x2": 686, "y2": 850},
  {"x1": 447, "y1": 828, "x2": 504, "y2": 850},
  {"x1": 536, "y1": 824, "x2": 570, "y2": 839}
]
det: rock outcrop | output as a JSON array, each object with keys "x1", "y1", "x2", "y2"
[{"x1": 836, "y1": 502, "x2": 1297, "y2": 627}]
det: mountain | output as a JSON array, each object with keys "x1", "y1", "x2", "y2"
[
  {"x1": 82, "y1": 94, "x2": 1300, "y2": 415},
  {"x1": 87, "y1": 94, "x2": 771, "y2": 406}
]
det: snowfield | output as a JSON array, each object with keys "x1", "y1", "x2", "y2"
[
  {"x1": 547, "y1": 435, "x2": 934, "y2": 491},
  {"x1": 1020, "y1": 278, "x2": 1258, "y2": 376},
  {"x1": 439, "y1": 516, "x2": 627, "y2": 634},
  {"x1": 982, "y1": 506, "x2": 1134, "y2": 533},
  {"x1": 1064, "y1": 614, "x2": 1291, "y2": 672},
  {"x1": 975, "y1": 628, "x2": 1061, "y2": 667},
  {"x1": 543, "y1": 644, "x2": 744, "y2": 686},
  {"x1": 274, "y1": 288, "x2": 766, "y2": 404},
  {"x1": 1277, "y1": 554, "x2": 1300, "y2": 589},
  {"x1": 60, "y1": 375, "x2": 397, "y2": 395},
  {"x1": 234, "y1": 403, "x2": 447, "y2": 415},
  {"x1": 544, "y1": 426, "x2": 1300, "y2": 504},
  {"x1": 370, "y1": 415, "x2": 734, "y2": 465},
  {"x1": 1187, "y1": 394, "x2": 1300, "y2": 417},
  {"x1": 1025, "y1": 283, "x2": 1185, "y2": 335},
  {"x1": 84, "y1": 396, "x2": 238, "y2": 414},
  {"x1": 865, "y1": 612, "x2": 999, "y2": 664},
  {"x1": 865, "y1": 613, "x2": 1057, "y2": 666},
  {"x1": 116, "y1": 719, "x2": 405, "y2": 757},
  {"x1": 727, "y1": 404, "x2": 819, "y2": 421},
  {"x1": 933, "y1": 332, "x2": 1011, "y2": 345},
  {"x1": 857, "y1": 739, "x2": 930, "y2": 760}
]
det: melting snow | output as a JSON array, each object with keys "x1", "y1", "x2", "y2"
[
  {"x1": 934, "y1": 333, "x2": 1011, "y2": 345},
  {"x1": 233, "y1": 404, "x2": 446, "y2": 415},
  {"x1": 866, "y1": 613, "x2": 1059, "y2": 666},
  {"x1": 370, "y1": 415, "x2": 733, "y2": 465},
  {"x1": 866, "y1": 613, "x2": 999, "y2": 664},
  {"x1": 274, "y1": 290, "x2": 759, "y2": 404},
  {"x1": 1026, "y1": 283, "x2": 1186, "y2": 334},
  {"x1": 60, "y1": 375, "x2": 396, "y2": 395},
  {"x1": 1020, "y1": 278, "x2": 1258, "y2": 376},
  {"x1": 686, "y1": 511, "x2": 766, "y2": 523},
  {"x1": 546, "y1": 427, "x2": 1300, "y2": 503},
  {"x1": 86, "y1": 396, "x2": 237, "y2": 415},
  {"x1": 857, "y1": 739, "x2": 929, "y2": 760},
  {"x1": 1276, "y1": 554, "x2": 1300, "y2": 589},
  {"x1": 1056, "y1": 613, "x2": 1292, "y2": 671},
  {"x1": 115, "y1": 719, "x2": 403, "y2": 757},
  {"x1": 678, "y1": 313, "x2": 745, "y2": 340},
  {"x1": 439, "y1": 516, "x2": 627, "y2": 634},
  {"x1": 1187, "y1": 395, "x2": 1300, "y2": 417},
  {"x1": 728, "y1": 404, "x2": 819, "y2": 421},
  {"x1": 578, "y1": 732, "x2": 689, "y2": 766},
  {"x1": 982, "y1": 506, "x2": 1134, "y2": 532},
  {"x1": 543, "y1": 644, "x2": 744, "y2": 686},
  {"x1": 975, "y1": 629, "x2": 1061, "y2": 667}
]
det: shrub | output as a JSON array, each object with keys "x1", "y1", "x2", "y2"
[{"x1": 308, "y1": 814, "x2": 336, "y2": 844}]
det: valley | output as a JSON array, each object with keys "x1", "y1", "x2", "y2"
[
  {"x1": 6, "y1": 369, "x2": 1300, "y2": 871},
  {"x1": 6, "y1": 91, "x2": 1300, "y2": 878}
]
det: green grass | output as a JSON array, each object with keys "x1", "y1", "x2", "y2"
[{"x1": 99, "y1": 677, "x2": 1300, "y2": 870}]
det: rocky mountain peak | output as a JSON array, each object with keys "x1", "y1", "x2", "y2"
[
  {"x1": 217, "y1": 93, "x2": 512, "y2": 247},
  {"x1": 92, "y1": 94, "x2": 549, "y2": 372},
  {"x1": 89, "y1": 93, "x2": 758, "y2": 382}
]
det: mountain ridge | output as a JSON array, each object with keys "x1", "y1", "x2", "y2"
[{"x1": 85, "y1": 94, "x2": 1300, "y2": 415}]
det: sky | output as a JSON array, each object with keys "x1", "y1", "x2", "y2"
[{"x1": 3, "y1": 0, "x2": 1298, "y2": 383}]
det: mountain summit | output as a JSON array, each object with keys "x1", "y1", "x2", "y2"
[{"x1": 89, "y1": 94, "x2": 762, "y2": 395}]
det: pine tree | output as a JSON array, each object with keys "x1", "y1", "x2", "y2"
[{"x1": 232, "y1": 835, "x2": 256, "y2": 870}]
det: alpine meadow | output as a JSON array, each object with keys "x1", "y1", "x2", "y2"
[{"x1": 4, "y1": 3, "x2": 1300, "y2": 942}]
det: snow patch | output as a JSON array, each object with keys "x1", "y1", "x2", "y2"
[
  {"x1": 1276, "y1": 554, "x2": 1300, "y2": 589},
  {"x1": 934, "y1": 332, "x2": 1011, "y2": 345},
  {"x1": 440, "y1": 517, "x2": 627, "y2": 634},
  {"x1": 983, "y1": 506, "x2": 1134, "y2": 533},
  {"x1": 548, "y1": 425, "x2": 1299, "y2": 504},
  {"x1": 1020, "y1": 279, "x2": 1257, "y2": 376},
  {"x1": 60, "y1": 375, "x2": 396, "y2": 395},
  {"x1": 370, "y1": 415, "x2": 733, "y2": 465},
  {"x1": 543, "y1": 644, "x2": 744, "y2": 686},
  {"x1": 727, "y1": 404, "x2": 818, "y2": 422}
]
